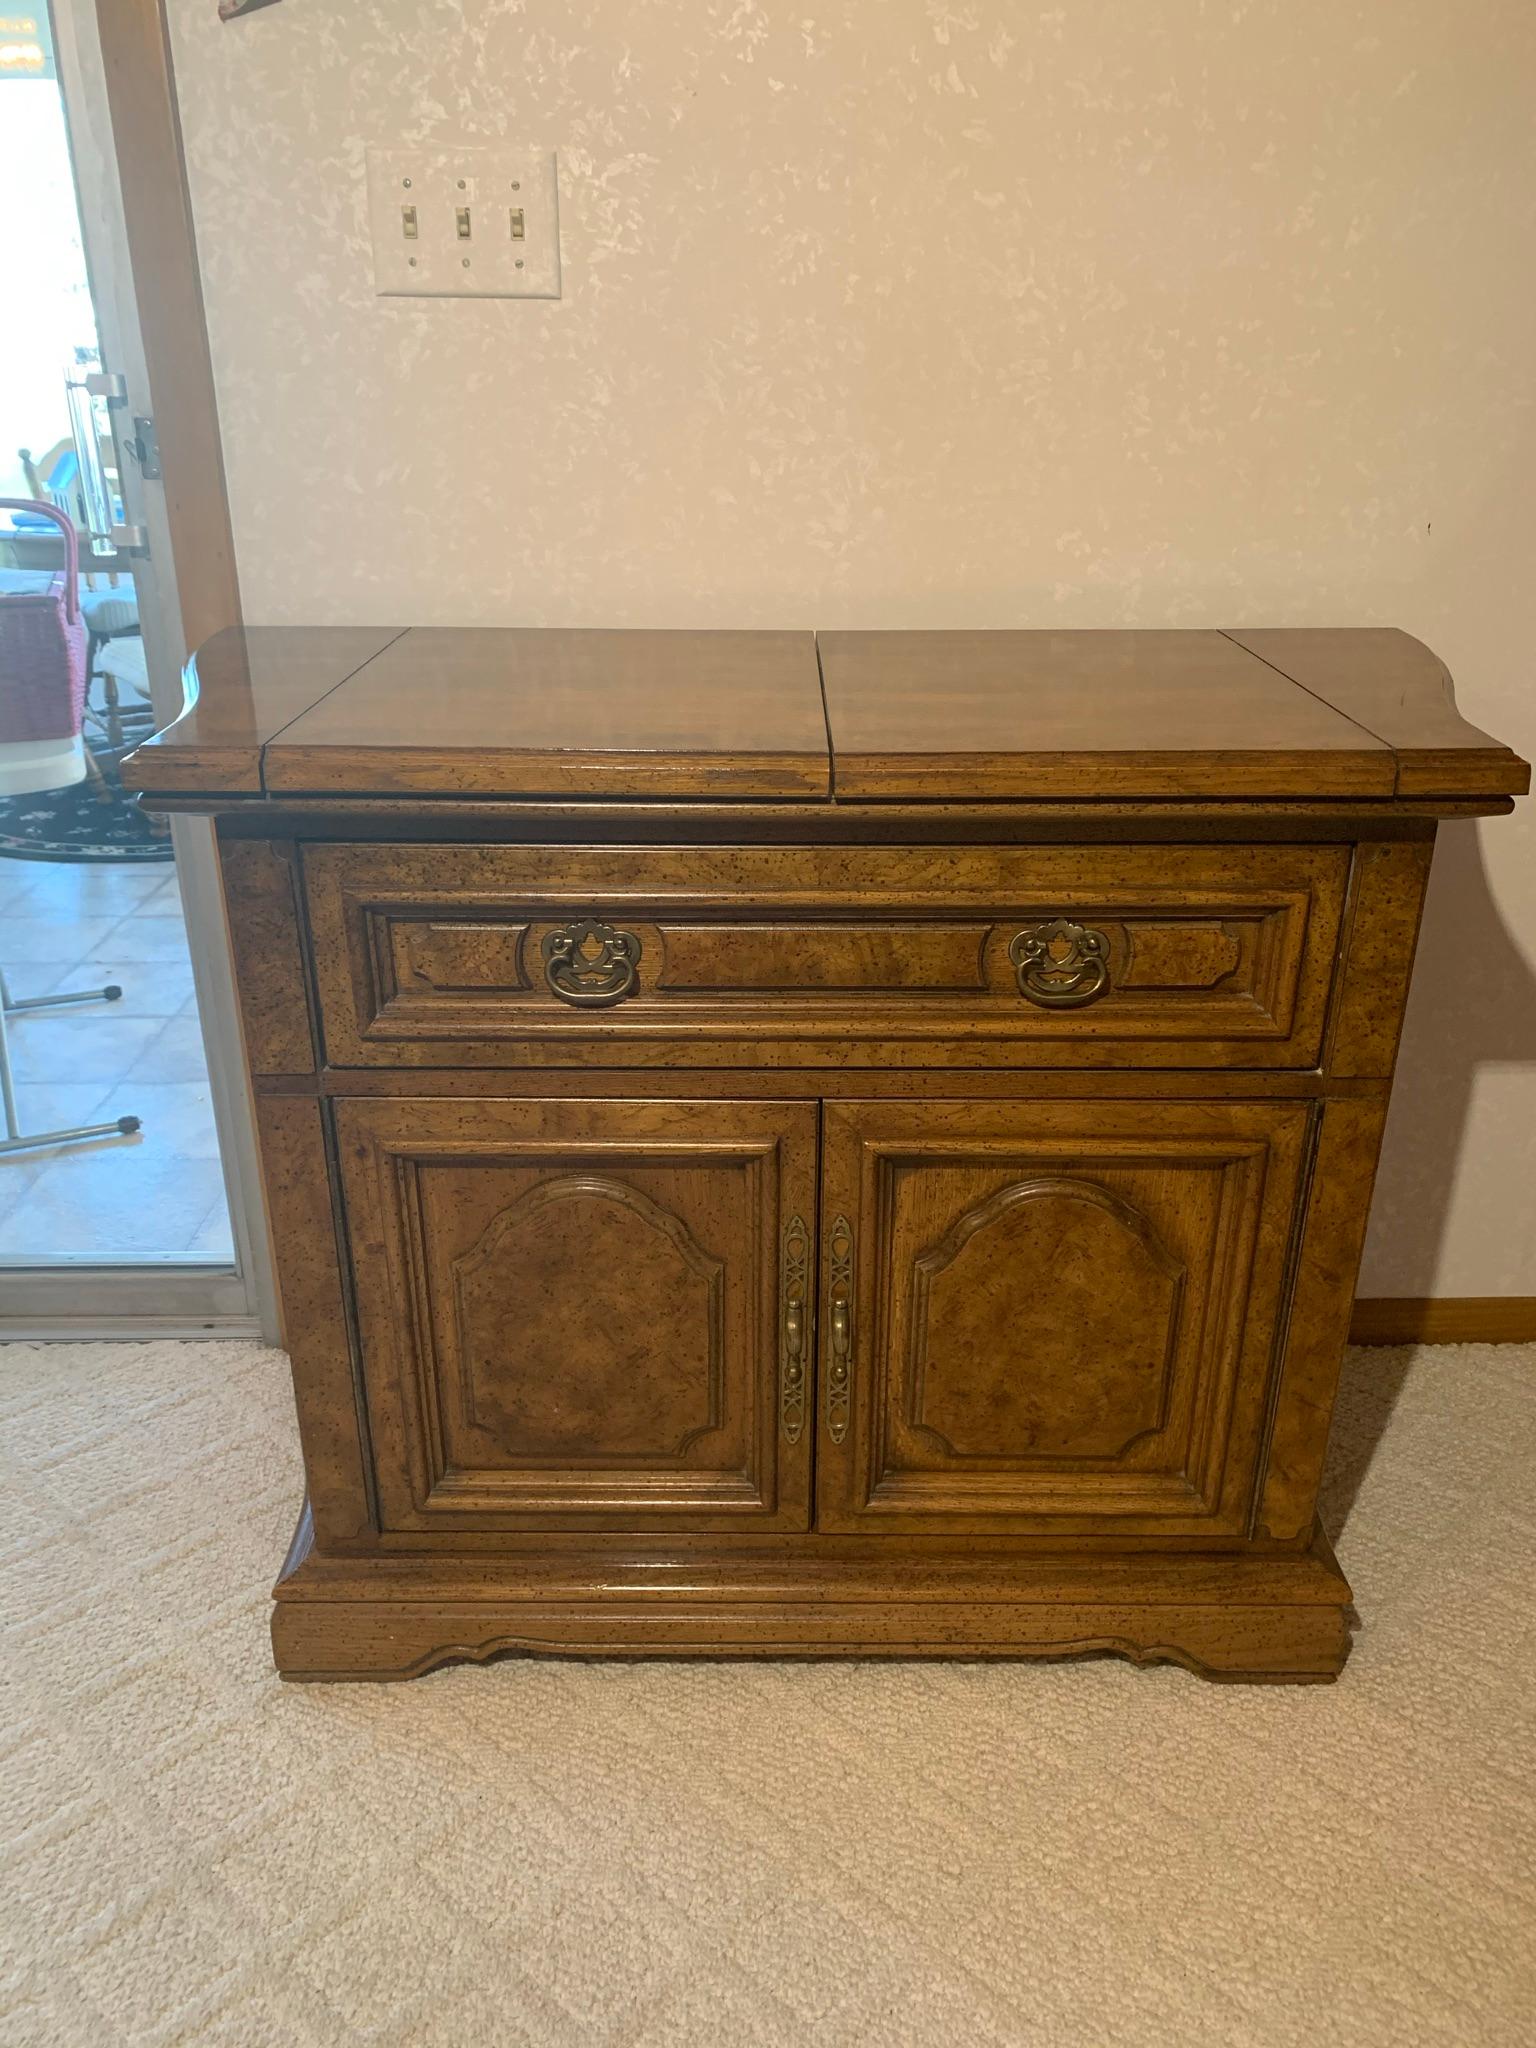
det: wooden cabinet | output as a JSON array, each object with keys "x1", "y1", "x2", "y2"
[
  {"x1": 336, "y1": 1093, "x2": 1308, "y2": 1546},
  {"x1": 816, "y1": 1099, "x2": 1310, "y2": 1538},
  {"x1": 124, "y1": 624, "x2": 1528, "y2": 1685},
  {"x1": 337, "y1": 1097, "x2": 817, "y2": 1533}
]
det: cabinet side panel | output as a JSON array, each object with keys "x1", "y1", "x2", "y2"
[
  {"x1": 255, "y1": 1093, "x2": 376, "y2": 1547},
  {"x1": 217, "y1": 834, "x2": 318, "y2": 1075},
  {"x1": 1257, "y1": 1094, "x2": 1389, "y2": 1543},
  {"x1": 1326, "y1": 839, "x2": 1433, "y2": 1079}
]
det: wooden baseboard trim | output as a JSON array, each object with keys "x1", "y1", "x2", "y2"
[{"x1": 1349, "y1": 1297, "x2": 1536, "y2": 1346}]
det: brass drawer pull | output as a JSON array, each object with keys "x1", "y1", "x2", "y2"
[
  {"x1": 1010, "y1": 919, "x2": 1112, "y2": 1009},
  {"x1": 781, "y1": 1214, "x2": 810, "y2": 1444},
  {"x1": 541, "y1": 918, "x2": 641, "y2": 1007},
  {"x1": 826, "y1": 1214, "x2": 854, "y2": 1444}
]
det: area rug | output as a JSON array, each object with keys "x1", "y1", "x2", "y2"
[{"x1": 0, "y1": 741, "x2": 170, "y2": 863}]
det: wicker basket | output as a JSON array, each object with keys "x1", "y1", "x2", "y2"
[{"x1": 0, "y1": 497, "x2": 89, "y2": 793}]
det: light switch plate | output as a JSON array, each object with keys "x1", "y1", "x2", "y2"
[{"x1": 366, "y1": 145, "x2": 561, "y2": 299}]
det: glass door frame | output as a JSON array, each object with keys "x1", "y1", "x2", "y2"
[{"x1": 1, "y1": 0, "x2": 274, "y2": 1338}]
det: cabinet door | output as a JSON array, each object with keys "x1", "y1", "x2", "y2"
[
  {"x1": 337, "y1": 1097, "x2": 817, "y2": 1533},
  {"x1": 816, "y1": 1099, "x2": 1311, "y2": 1538}
]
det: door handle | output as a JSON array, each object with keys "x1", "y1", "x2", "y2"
[
  {"x1": 780, "y1": 1214, "x2": 810, "y2": 1445},
  {"x1": 825, "y1": 1214, "x2": 854, "y2": 1444},
  {"x1": 64, "y1": 364, "x2": 128, "y2": 558}
]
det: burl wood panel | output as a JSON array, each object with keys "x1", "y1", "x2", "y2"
[
  {"x1": 1324, "y1": 838, "x2": 1435, "y2": 1079},
  {"x1": 335, "y1": 1096, "x2": 817, "y2": 1533},
  {"x1": 261, "y1": 629, "x2": 831, "y2": 799},
  {"x1": 1257, "y1": 1095, "x2": 1390, "y2": 1543},
  {"x1": 251, "y1": 1095, "x2": 375, "y2": 1548},
  {"x1": 816, "y1": 1099, "x2": 1311, "y2": 1538},
  {"x1": 217, "y1": 836, "x2": 317, "y2": 1076},
  {"x1": 818, "y1": 631, "x2": 1394, "y2": 799},
  {"x1": 302, "y1": 841, "x2": 1348, "y2": 1070}
]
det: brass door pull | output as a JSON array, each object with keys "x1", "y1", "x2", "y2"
[
  {"x1": 826, "y1": 1214, "x2": 854, "y2": 1444},
  {"x1": 1010, "y1": 919, "x2": 1112, "y2": 1009},
  {"x1": 541, "y1": 918, "x2": 641, "y2": 1006},
  {"x1": 781, "y1": 1214, "x2": 810, "y2": 1444}
]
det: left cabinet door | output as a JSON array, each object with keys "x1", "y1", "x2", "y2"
[{"x1": 336, "y1": 1097, "x2": 819, "y2": 1533}]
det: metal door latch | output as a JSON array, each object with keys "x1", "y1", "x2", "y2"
[{"x1": 123, "y1": 416, "x2": 162, "y2": 480}]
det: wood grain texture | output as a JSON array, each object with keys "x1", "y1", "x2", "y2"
[
  {"x1": 301, "y1": 840, "x2": 1347, "y2": 1071},
  {"x1": 297, "y1": 1067, "x2": 1363, "y2": 1102},
  {"x1": 251, "y1": 1096, "x2": 375, "y2": 1547},
  {"x1": 1224, "y1": 628, "x2": 1531, "y2": 798},
  {"x1": 817, "y1": 1099, "x2": 1309, "y2": 1538},
  {"x1": 124, "y1": 626, "x2": 405, "y2": 793},
  {"x1": 818, "y1": 630, "x2": 1395, "y2": 799},
  {"x1": 216, "y1": 836, "x2": 316, "y2": 1075},
  {"x1": 334, "y1": 1095, "x2": 817, "y2": 1533},
  {"x1": 128, "y1": 625, "x2": 1528, "y2": 811},
  {"x1": 1257, "y1": 1097, "x2": 1388, "y2": 1544},
  {"x1": 1348, "y1": 1297, "x2": 1536, "y2": 1345},
  {"x1": 262, "y1": 629, "x2": 831, "y2": 798},
  {"x1": 271, "y1": 1521, "x2": 1352, "y2": 1682},
  {"x1": 137, "y1": 624, "x2": 1524, "y2": 1684},
  {"x1": 1325, "y1": 839, "x2": 1435, "y2": 1079},
  {"x1": 169, "y1": 797, "x2": 1503, "y2": 839}
]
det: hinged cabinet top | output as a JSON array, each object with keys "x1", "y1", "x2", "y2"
[{"x1": 124, "y1": 623, "x2": 1528, "y2": 808}]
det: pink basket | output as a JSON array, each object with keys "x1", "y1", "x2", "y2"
[{"x1": 0, "y1": 497, "x2": 90, "y2": 745}]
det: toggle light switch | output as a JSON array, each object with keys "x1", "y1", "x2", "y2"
[{"x1": 366, "y1": 145, "x2": 561, "y2": 299}]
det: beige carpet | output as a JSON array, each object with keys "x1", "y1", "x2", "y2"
[{"x1": 1, "y1": 1338, "x2": 1533, "y2": 2048}]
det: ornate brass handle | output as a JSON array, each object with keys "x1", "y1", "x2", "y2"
[
  {"x1": 826, "y1": 1214, "x2": 854, "y2": 1445},
  {"x1": 541, "y1": 918, "x2": 641, "y2": 1007},
  {"x1": 780, "y1": 1215, "x2": 809, "y2": 1444},
  {"x1": 1009, "y1": 919, "x2": 1112, "y2": 1009}
]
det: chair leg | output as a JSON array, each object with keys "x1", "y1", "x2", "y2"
[
  {"x1": 81, "y1": 743, "x2": 114, "y2": 804},
  {"x1": 101, "y1": 667, "x2": 123, "y2": 751},
  {"x1": 0, "y1": 973, "x2": 141, "y2": 1154}
]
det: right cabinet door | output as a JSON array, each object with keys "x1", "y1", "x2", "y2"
[{"x1": 817, "y1": 1099, "x2": 1312, "y2": 1538}]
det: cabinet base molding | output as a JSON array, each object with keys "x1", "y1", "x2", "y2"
[
  {"x1": 1349, "y1": 1297, "x2": 1536, "y2": 1346},
  {"x1": 273, "y1": 1518, "x2": 1352, "y2": 1686}
]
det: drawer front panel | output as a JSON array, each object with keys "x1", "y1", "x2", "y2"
[{"x1": 304, "y1": 843, "x2": 1348, "y2": 1070}]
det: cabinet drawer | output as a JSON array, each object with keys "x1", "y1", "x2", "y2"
[{"x1": 303, "y1": 842, "x2": 1348, "y2": 1070}]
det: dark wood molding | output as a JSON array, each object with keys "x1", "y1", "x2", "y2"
[
  {"x1": 95, "y1": 0, "x2": 242, "y2": 649},
  {"x1": 1350, "y1": 1298, "x2": 1536, "y2": 1346}
]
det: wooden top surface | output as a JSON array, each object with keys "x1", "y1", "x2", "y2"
[
  {"x1": 123, "y1": 627, "x2": 405, "y2": 793},
  {"x1": 262, "y1": 628, "x2": 829, "y2": 799},
  {"x1": 820, "y1": 629, "x2": 1394, "y2": 799},
  {"x1": 123, "y1": 624, "x2": 1527, "y2": 807},
  {"x1": 1223, "y1": 627, "x2": 1529, "y2": 797}
]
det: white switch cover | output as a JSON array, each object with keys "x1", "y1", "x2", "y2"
[{"x1": 366, "y1": 145, "x2": 561, "y2": 299}]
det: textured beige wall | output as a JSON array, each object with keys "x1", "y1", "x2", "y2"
[{"x1": 165, "y1": 0, "x2": 1536, "y2": 1295}]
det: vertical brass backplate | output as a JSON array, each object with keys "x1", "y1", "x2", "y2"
[
  {"x1": 826, "y1": 1214, "x2": 854, "y2": 1444},
  {"x1": 781, "y1": 1214, "x2": 810, "y2": 1444}
]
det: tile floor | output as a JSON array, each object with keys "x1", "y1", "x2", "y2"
[{"x1": 0, "y1": 856, "x2": 234, "y2": 1264}]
